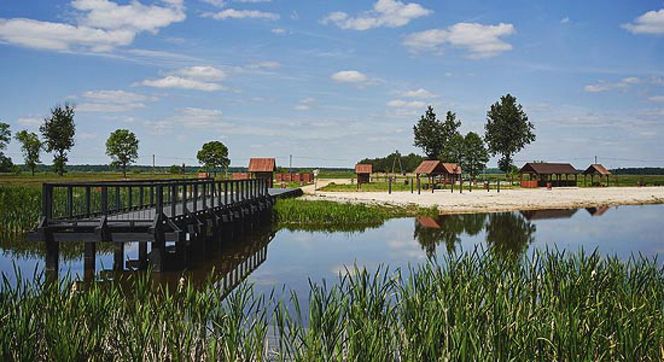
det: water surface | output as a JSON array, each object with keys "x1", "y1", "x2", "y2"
[{"x1": 1, "y1": 204, "x2": 662, "y2": 297}]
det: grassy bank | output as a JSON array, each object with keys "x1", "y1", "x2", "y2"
[
  {"x1": 274, "y1": 198, "x2": 437, "y2": 230},
  {"x1": 1, "y1": 250, "x2": 662, "y2": 360}
]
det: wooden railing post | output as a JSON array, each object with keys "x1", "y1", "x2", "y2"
[
  {"x1": 170, "y1": 184, "x2": 177, "y2": 217},
  {"x1": 156, "y1": 184, "x2": 164, "y2": 216},
  {"x1": 85, "y1": 186, "x2": 91, "y2": 217},
  {"x1": 224, "y1": 181, "x2": 228, "y2": 205},
  {"x1": 193, "y1": 183, "x2": 198, "y2": 212},
  {"x1": 41, "y1": 183, "x2": 52, "y2": 223},
  {"x1": 101, "y1": 186, "x2": 108, "y2": 216},
  {"x1": 66, "y1": 186, "x2": 73, "y2": 218}
]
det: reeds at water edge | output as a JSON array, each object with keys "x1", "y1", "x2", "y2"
[{"x1": 1, "y1": 248, "x2": 663, "y2": 361}]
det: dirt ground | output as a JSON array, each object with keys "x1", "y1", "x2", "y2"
[{"x1": 302, "y1": 187, "x2": 664, "y2": 214}]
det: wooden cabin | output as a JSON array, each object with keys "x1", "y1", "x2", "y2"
[
  {"x1": 355, "y1": 164, "x2": 372, "y2": 185},
  {"x1": 583, "y1": 164, "x2": 611, "y2": 187},
  {"x1": 414, "y1": 160, "x2": 462, "y2": 187},
  {"x1": 518, "y1": 163, "x2": 579, "y2": 188},
  {"x1": 248, "y1": 158, "x2": 276, "y2": 188}
]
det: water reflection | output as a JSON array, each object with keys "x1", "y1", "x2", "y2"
[{"x1": 415, "y1": 212, "x2": 537, "y2": 259}]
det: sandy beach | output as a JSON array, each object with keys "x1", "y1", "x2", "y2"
[{"x1": 303, "y1": 187, "x2": 664, "y2": 214}]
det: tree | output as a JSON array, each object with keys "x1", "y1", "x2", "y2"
[
  {"x1": 41, "y1": 104, "x2": 76, "y2": 176},
  {"x1": 413, "y1": 107, "x2": 461, "y2": 159},
  {"x1": 105, "y1": 129, "x2": 139, "y2": 178},
  {"x1": 463, "y1": 132, "x2": 489, "y2": 180},
  {"x1": 169, "y1": 164, "x2": 181, "y2": 174},
  {"x1": 197, "y1": 141, "x2": 229, "y2": 177},
  {"x1": 0, "y1": 122, "x2": 12, "y2": 172},
  {"x1": 440, "y1": 133, "x2": 465, "y2": 165},
  {"x1": 484, "y1": 94, "x2": 535, "y2": 174},
  {"x1": 15, "y1": 130, "x2": 42, "y2": 176}
]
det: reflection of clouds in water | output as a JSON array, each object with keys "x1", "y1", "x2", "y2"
[{"x1": 386, "y1": 238, "x2": 424, "y2": 259}]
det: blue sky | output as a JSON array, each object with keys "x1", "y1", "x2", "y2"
[{"x1": 1, "y1": 0, "x2": 663, "y2": 168}]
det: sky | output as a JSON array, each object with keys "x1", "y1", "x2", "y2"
[{"x1": 0, "y1": 0, "x2": 663, "y2": 169}]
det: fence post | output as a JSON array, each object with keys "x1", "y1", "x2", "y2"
[
  {"x1": 171, "y1": 184, "x2": 177, "y2": 217},
  {"x1": 388, "y1": 177, "x2": 392, "y2": 194},
  {"x1": 101, "y1": 186, "x2": 108, "y2": 216},
  {"x1": 224, "y1": 181, "x2": 228, "y2": 205},
  {"x1": 85, "y1": 186, "x2": 91, "y2": 217},
  {"x1": 156, "y1": 184, "x2": 164, "y2": 216},
  {"x1": 67, "y1": 186, "x2": 73, "y2": 218},
  {"x1": 193, "y1": 183, "x2": 198, "y2": 212},
  {"x1": 41, "y1": 183, "x2": 52, "y2": 223}
]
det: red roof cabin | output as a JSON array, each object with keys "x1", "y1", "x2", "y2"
[
  {"x1": 414, "y1": 160, "x2": 462, "y2": 188},
  {"x1": 355, "y1": 163, "x2": 372, "y2": 185},
  {"x1": 248, "y1": 158, "x2": 276, "y2": 188},
  {"x1": 583, "y1": 164, "x2": 611, "y2": 187},
  {"x1": 518, "y1": 162, "x2": 579, "y2": 188}
]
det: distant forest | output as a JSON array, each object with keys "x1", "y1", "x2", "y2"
[
  {"x1": 610, "y1": 168, "x2": 664, "y2": 175},
  {"x1": 357, "y1": 153, "x2": 424, "y2": 173}
]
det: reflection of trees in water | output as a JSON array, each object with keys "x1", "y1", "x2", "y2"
[
  {"x1": 414, "y1": 214, "x2": 487, "y2": 257},
  {"x1": 485, "y1": 212, "x2": 536, "y2": 259},
  {"x1": 414, "y1": 212, "x2": 536, "y2": 259}
]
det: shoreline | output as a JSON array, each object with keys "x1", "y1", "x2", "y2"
[{"x1": 302, "y1": 186, "x2": 664, "y2": 215}]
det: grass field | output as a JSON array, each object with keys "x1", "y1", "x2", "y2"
[{"x1": 1, "y1": 250, "x2": 662, "y2": 360}]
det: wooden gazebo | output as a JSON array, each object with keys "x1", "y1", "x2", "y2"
[
  {"x1": 583, "y1": 164, "x2": 611, "y2": 187},
  {"x1": 355, "y1": 164, "x2": 372, "y2": 185},
  {"x1": 518, "y1": 163, "x2": 579, "y2": 188},
  {"x1": 248, "y1": 158, "x2": 276, "y2": 188},
  {"x1": 414, "y1": 160, "x2": 462, "y2": 189}
]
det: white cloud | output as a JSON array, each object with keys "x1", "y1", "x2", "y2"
[
  {"x1": 560, "y1": 17, "x2": 570, "y2": 24},
  {"x1": 322, "y1": 0, "x2": 431, "y2": 31},
  {"x1": 294, "y1": 97, "x2": 315, "y2": 111},
  {"x1": 583, "y1": 77, "x2": 642, "y2": 93},
  {"x1": 648, "y1": 95, "x2": 664, "y2": 103},
  {"x1": 139, "y1": 75, "x2": 223, "y2": 91},
  {"x1": 175, "y1": 65, "x2": 227, "y2": 81},
  {"x1": 331, "y1": 70, "x2": 369, "y2": 83},
  {"x1": 201, "y1": 0, "x2": 226, "y2": 6},
  {"x1": 138, "y1": 66, "x2": 226, "y2": 91},
  {"x1": 246, "y1": 61, "x2": 280, "y2": 70},
  {"x1": 16, "y1": 117, "x2": 42, "y2": 128},
  {"x1": 403, "y1": 22, "x2": 516, "y2": 59},
  {"x1": 402, "y1": 88, "x2": 436, "y2": 99},
  {"x1": 271, "y1": 27, "x2": 287, "y2": 34},
  {"x1": 387, "y1": 99, "x2": 426, "y2": 109},
  {"x1": 0, "y1": 0, "x2": 184, "y2": 52},
  {"x1": 622, "y1": 8, "x2": 664, "y2": 35},
  {"x1": 77, "y1": 89, "x2": 156, "y2": 112},
  {"x1": 203, "y1": 9, "x2": 279, "y2": 20}
]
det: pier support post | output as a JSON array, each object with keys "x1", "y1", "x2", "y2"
[
  {"x1": 45, "y1": 233, "x2": 59, "y2": 282},
  {"x1": 151, "y1": 235, "x2": 166, "y2": 273},
  {"x1": 84, "y1": 242, "x2": 96, "y2": 282},
  {"x1": 113, "y1": 243, "x2": 124, "y2": 271},
  {"x1": 138, "y1": 242, "x2": 148, "y2": 269}
]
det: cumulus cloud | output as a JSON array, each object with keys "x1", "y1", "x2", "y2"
[
  {"x1": 77, "y1": 89, "x2": 157, "y2": 112},
  {"x1": 138, "y1": 66, "x2": 226, "y2": 91},
  {"x1": 331, "y1": 70, "x2": 369, "y2": 84},
  {"x1": 0, "y1": 0, "x2": 184, "y2": 52},
  {"x1": 322, "y1": 0, "x2": 431, "y2": 31},
  {"x1": 583, "y1": 77, "x2": 642, "y2": 93},
  {"x1": 387, "y1": 99, "x2": 426, "y2": 109},
  {"x1": 403, "y1": 22, "x2": 516, "y2": 59},
  {"x1": 402, "y1": 88, "x2": 437, "y2": 99},
  {"x1": 622, "y1": 8, "x2": 664, "y2": 35},
  {"x1": 203, "y1": 9, "x2": 279, "y2": 20},
  {"x1": 648, "y1": 95, "x2": 664, "y2": 103},
  {"x1": 16, "y1": 117, "x2": 43, "y2": 128},
  {"x1": 271, "y1": 27, "x2": 287, "y2": 34}
]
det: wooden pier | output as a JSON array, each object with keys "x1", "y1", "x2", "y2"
[{"x1": 31, "y1": 177, "x2": 301, "y2": 274}]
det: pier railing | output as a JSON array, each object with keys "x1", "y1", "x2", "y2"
[{"x1": 41, "y1": 178, "x2": 269, "y2": 223}]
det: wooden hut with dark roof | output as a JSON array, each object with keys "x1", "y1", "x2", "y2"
[
  {"x1": 414, "y1": 160, "x2": 462, "y2": 189},
  {"x1": 355, "y1": 163, "x2": 372, "y2": 185},
  {"x1": 248, "y1": 158, "x2": 276, "y2": 188},
  {"x1": 583, "y1": 164, "x2": 611, "y2": 187},
  {"x1": 518, "y1": 162, "x2": 579, "y2": 188}
]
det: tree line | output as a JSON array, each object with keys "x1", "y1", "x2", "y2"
[
  {"x1": 412, "y1": 93, "x2": 535, "y2": 179},
  {"x1": 0, "y1": 104, "x2": 232, "y2": 177},
  {"x1": 357, "y1": 152, "x2": 424, "y2": 173}
]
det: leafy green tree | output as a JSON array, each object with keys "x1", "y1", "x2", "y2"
[
  {"x1": 105, "y1": 129, "x2": 139, "y2": 178},
  {"x1": 197, "y1": 141, "x2": 230, "y2": 177},
  {"x1": 15, "y1": 130, "x2": 42, "y2": 176},
  {"x1": 40, "y1": 104, "x2": 76, "y2": 176},
  {"x1": 440, "y1": 133, "x2": 465, "y2": 165},
  {"x1": 413, "y1": 107, "x2": 462, "y2": 159},
  {"x1": 484, "y1": 94, "x2": 535, "y2": 174},
  {"x1": 169, "y1": 164, "x2": 181, "y2": 174},
  {"x1": 0, "y1": 122, "x2": 12, "y2": 172},
  {"x1": 463, "y1": 132, "x2": 489, "y2": 180}
]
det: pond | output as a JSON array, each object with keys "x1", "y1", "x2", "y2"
[{"x1": 1, "y1": 204, "x2": 662, "y2": 297}]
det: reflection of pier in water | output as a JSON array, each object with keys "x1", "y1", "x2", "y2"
[
  {"x1": 81, "y1": 218, "x2": 276, "y2": 294},
  {"x1": 520, "y1": 209, "x2": 578, "y2": 220}
]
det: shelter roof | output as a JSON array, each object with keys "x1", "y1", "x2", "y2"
[
  {"x1": 248, "y1": 158, "x2": 276, "y2": 172},
  {"x1": 519, "y1": 162, "x2": 579, "y2": 175}
]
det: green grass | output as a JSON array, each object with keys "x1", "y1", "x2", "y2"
[
  {"x1": 274, "y1": 198, "x2": 437, "y2": 230},
  {"x1": 1, "y1": 249, "x2": 662, "y2": 360}
]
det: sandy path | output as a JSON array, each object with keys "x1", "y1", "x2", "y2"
[
  {"x1": 300, "y1": 178, "x2": 353, "y2": 194},
  {"x1": 302, "y1": 187, "x2": 664, "y2": 214}
]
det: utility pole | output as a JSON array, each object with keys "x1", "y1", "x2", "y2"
[
  {"x1": 594, "y1": 155, "x2": 598, "y2": 164},
  {"x1": 152, "y1": 154, "x2": 156, "y2": 174},
  {"x1": 289, "y1": 154, "x2": 292, "y2": 174}
]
